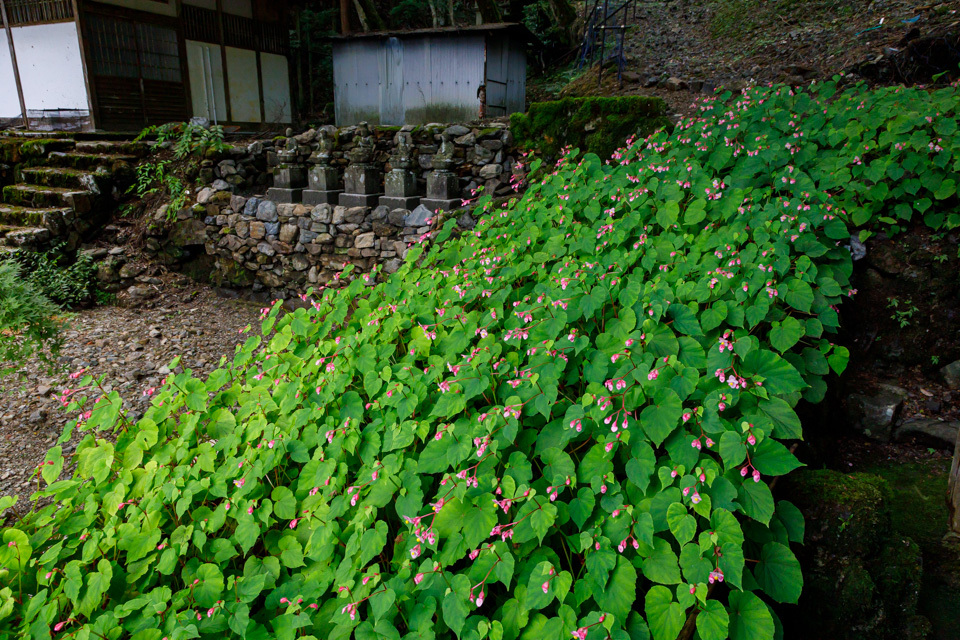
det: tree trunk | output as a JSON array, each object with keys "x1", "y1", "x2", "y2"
[
  {"x1": 447, "y1": 0, "x2": 456, "y2": 26},
  {"x1": 352, "y1": 0, "x2": 386, "y2": 31},
  {"x1": 474, "y1": 0, "x2": 502, "y2": 24},
  {"x1": 426, "y1": 0, "x2": 438, "y2": 27},
  {"x1": 950, "y1": 428, "x2": 960, "y2": 536},
  {"x1": 544, "y1": 0, "x2": 581, "y2": 46}
]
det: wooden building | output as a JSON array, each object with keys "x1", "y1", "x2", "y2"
[{"x1": 0, "y1": 0, "x2": 293, "y2": 131}]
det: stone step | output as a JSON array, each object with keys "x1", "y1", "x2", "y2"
[
  {"x1": 0, "y1": 225, "x2": 50, "y2": 247},
  {"x1": 46, "y1": 151, "x2": 138, "y2": 170},
  {"x1": 74, "y1": 140, "x2": 151, "y2": 157},
  {"x1": 2, "y1": 184, "x2": 94, "y2": 211},
  {"x1": 20, "y1": 167, "x2": 99, "y2": 191},
  {"x1": 0, "y1": 204, "x2": 71, "y2": 229}
]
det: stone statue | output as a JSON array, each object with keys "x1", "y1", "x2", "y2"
[
  {"x1": 277, "y1": 136, "x2": 298, "y2": 163},
  {"x1": 432, "y1": 132, "x2": 455, "y2": 171},
  {"x1": 391, "y1": 132, "x2": 414, "y2": 171},
  {"x1": 310, "y1": 129, "x2": 335, "y2": 167},
  {"x1": 348, "y1": 121, "x2": 376, "y2": 165}
]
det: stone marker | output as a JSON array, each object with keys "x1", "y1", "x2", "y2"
[
  {"x1": 339, "y1": 122, "x2": 384, "y2": 207},
  {"x1": 266, "y1": 137, "x2": 306, "y2": 203},
  {"x1": 303, "y1": 129, "x2": 342, "y2": 206},
  {"x1": 421, "y1": 132, "x2": 461, "y2": 213},
  {"x1": 379, "y1": 132, "x2": 420, "y2": 210}
]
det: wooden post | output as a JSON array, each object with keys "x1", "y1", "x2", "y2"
[
  {"x1": 0, "y1": 0, "x2": 28, "y2": 129},
  {"x1": 340, "y1": 0, "x2": 350, "y2": 35},
  {"x1": 949, "y1": 427, "x2": 960, "y2": 536}
]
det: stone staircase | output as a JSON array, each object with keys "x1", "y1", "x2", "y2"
[{"x1": 0, "y1": 134, "x2": 149, "y2": 255}]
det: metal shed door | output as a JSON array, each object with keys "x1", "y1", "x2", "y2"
[
  {"x1": 85, "y1": 13, "x2": 187, "y2": 130},
  {"x1": 485, "y1": 36, "x2": 508, "y2": 117},
  {"x1": 379, "y1": 37, "x2": 404, "y2": 126}
]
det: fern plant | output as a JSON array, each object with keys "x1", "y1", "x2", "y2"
[
  {"x1": 0, "y1": 259, "x2": 64, "y2": 376},
  {"x1": 12, "y1": 243, "x2": 97, "y2": 308}
]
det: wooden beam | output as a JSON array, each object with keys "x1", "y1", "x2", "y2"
[
  {"x1": 71, "y1": 0, "x2": 97, "y2": 130},
  {"x1": 216, "y1": 0, "x2": 232, "y2": 122},
  {"x1": 0, "y1": 0, "x2": 28, "y2": 129}
]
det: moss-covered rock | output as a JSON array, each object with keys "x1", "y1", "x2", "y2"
[
  {"x1": 781, "y1": 469, "x2": 930, "y2": 639},
  {"x1": 509, "y1": 96, "x2": 671, "y2": 160}
]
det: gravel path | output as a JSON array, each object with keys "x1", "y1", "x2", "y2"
[{"x1": 0, "y1": 278, "x2": 262, "y2": 516}]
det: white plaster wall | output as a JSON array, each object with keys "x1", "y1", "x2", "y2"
[
  {"x1": 0, "y1": 23, "x2": 89, "y2": 118},
  {"x1": 260, "y1": 52, "x2": 291, "y2": 124},
  {"x1": 0, "y1": 31, "x2": 19, "y2": 119},
  {"x1": 93, "y1": 0, "x2": 177, "y2": 17},
  {"x1": 187, "y1": 40, "x2": 227, "y2": 123},
  {"x1": 226, "y1": 46, "x2": 260, "y2": 122}
]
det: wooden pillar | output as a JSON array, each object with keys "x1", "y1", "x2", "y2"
[
  {"x1": 216, "y1": 0, "x2": 232, "y2": 122},
  {"x1": 0, "y1": 0, "x2": 28, "y2": 129},
  {"x1": 950, "y1": 428, "x2": 960, "y2": 536}
]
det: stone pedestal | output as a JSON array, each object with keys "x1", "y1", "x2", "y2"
[
  {"x1": 303, "y1": 165, "x2": 342, "y2": 206},
  {"x1": 340, "y1": 164, "x2": 383, "y2": 208},
  {"x1": 421, "y1": 170, "x2": 460, "y2": 212},
  {"x1": 379, "y1": 168, "x2": 420, "y2": 210},
  {"x1": 268, "y1": 157, "x2": 306, "y2": 203}
]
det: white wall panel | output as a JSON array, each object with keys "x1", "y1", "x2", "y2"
[
  {"x1": 187, "y1": 40, "x2": 227, "y2": 123},
  {"x1": 10, "y1": 23, "x2": 88, "y2": 112},
  {"x1": 226, "y1": 46, "x2": 260, "y2": 122},
  {"x1": 261, "y1": 52, "x2": 291, "y2": 124}
]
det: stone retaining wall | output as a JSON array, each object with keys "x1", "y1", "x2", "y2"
[{"x1": 147, "y1": 198, "x2": 481, "y2": 295}]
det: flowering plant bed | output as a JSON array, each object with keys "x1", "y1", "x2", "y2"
[{"x1": 1, "y1": 80, "x2": 958, "y2": 640}]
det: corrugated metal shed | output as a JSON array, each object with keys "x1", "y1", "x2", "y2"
[{"x1": 332, "y1": 24, "x2": 531, "y2": 126}]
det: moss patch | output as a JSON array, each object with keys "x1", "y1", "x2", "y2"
[{"x1": 509, "y1": 96, "x2": 671, "y2": 160}]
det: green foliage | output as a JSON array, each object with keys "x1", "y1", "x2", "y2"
[
  {"x1": 0, "y1": 259, "x2": 63, "y2": 375},
  {"x1": 131, "y1": 122, "x2": 224, "y2": 217},
  {"x1": 2, "y1": 80, "x2": 959, "y2": 640},
  {"x1": 11, "y1": 243, "x2": 97, "y2": 308},
  {"x1": 510, "y1": 95, "x2": 671, "y2": 159},
  {"x1": 129, "y1": 160, "x2": 187, "y2": 219},
  {"x1": 136, "y1": 122, "x2": 227, "y2": 160}
]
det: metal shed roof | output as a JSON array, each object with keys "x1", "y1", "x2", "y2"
[{"x1": 328, "y1": 22, "x2": 540, "y2": 46}]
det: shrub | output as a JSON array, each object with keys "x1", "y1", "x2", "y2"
[
  {"x1": 509, "y1": 96, "x2": 671, "y2": 160},
  {"x1": 0, "y1": 259, "x2": 63, "y2": 376},
  {"x1": 12, "y1": 243, "x2": 97, "y2": 308},
  {"x1": 1, "y1": 80, "x2": 959, "y2": 640}
]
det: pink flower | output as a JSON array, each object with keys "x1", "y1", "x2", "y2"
[
  {"x1": 476, "y1": 591, "x2": 485, "y2": 607},
  {"x1": 289, "y1": 519, "x2": 299, "y2": 529},
  {"x1": 541, "y1": 581, "x2": 549, "y2": 593},
  {"x1": 280, "y1": 597, "x2": 289, "y2": 604},
  {"x1": 572, "y1": 628, "x2": 588, "y2": 640},
  {"x1": 414, "y1": 573, "x2": 424, "y2": 585}
]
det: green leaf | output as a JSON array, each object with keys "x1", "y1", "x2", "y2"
[
  {"x1": 728, "y1": 591, "x2": 774, "y2": 640},
  {"x1": 737, "y1": 479, "x2": 775, "y2": 525},
  {"x1": 666, "y1": 503, "x2": 696, "y2": 546},
  {"x1": 751, "y1": 439, "x2": 803, "y2": 476},
  {"x1": 639, "y1": 389, "x2": 683, "y2": 446},
  {"x1": 644, "y1": 586, "x2": 685, "y2": 640},
  {"x1": 442, "y1": 590, "x2": 468, "y2": 636},
  {"x1": 768, "y1": 317, "x2": 803, "y2": 353},
  {"x1": 754, "y1": 542, "x2": 803, "y2": 603},
  {"x1": 596, "y1": 557, "x2": 637, "y2": 623},
  {"x1": 641, "y1": 537, "x2": 681, "y2": 585},
  {"x1": 696, "y1": 600, "x2": 730, "y2": 640}
]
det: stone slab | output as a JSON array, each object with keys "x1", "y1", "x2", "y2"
[
  {"x1": 266, "y1": 187, "x2": 303, "y2": 204},
  {"x1": 379, "y1": 195, "x2": 421, "y2": 210},
  {"x1": 339, "y1": 193, "x2": 383, "y2": 208},
  {"x1": 309, "y1": 166, "x2": 341, "y2": 192},
  {"x1": 421, "y1": 198, "x2": 461, "y2": 213},
  {"x1": 303, "y1": 189, "x2": 342, "y2": 206}
]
